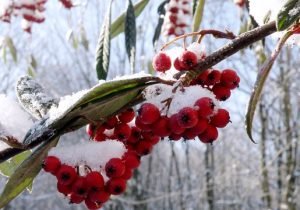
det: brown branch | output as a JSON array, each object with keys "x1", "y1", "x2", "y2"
[{"x1": 188, "y1": 21, "x2": 277, "y2": 79}]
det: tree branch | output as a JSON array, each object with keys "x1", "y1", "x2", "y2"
[{"x1": 192, "y1": 21, "x2": 277, "y2": 73}]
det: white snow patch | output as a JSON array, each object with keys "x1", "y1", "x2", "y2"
[
  {"x1": 49, "y1": 140, "x2": 127, "y2": 171},
  {"x1": 0, "y1": 94, "x2": 33, "y2": 142},
  {"x1": 143, "y1": 84, "x2": 219, "y2": 117},
  {"x1": 47, "y1": 88, "x2": 88, "y2": 123}
]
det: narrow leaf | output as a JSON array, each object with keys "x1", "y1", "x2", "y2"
[
  {"x1": 245, "y1": 31, "x2": 293, "y2": 142},
  {"x1": 276, "y1": 0, "x2": 300, "y2": 31},
  {"x1": 0, "y1": 151, "x2": 31, "y2": 177},
  {"x1": 111, "y1": 0, "x2": 149, "y2": 38},
  {"x1": 0, "y1": 138, "x2": 59, "y2": 208},
  {"x1": 152, "y1": 0, "x2": 169, "y2": 46},
  {"x1": 95, "y1": 0, "x2": 112, "y2": 80},
  {"x1": 192, "y1": 0, "x2": 206, "y2": 32},
  {"x1": 5, "y1": 37, "x2": 17, "y2": 63},
  {"x1": 125, "y1": 0, "x2": 136, "y2": 73}
]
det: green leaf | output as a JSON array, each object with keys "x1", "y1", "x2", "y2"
[
  {"x1": 276, "y1": 0, "x2": 300, "y2": 31},
  {"x1": 245, "y1": 31, "x2": 293, "y2": 142},
  {"x1": 49, "y1": 75, "x2": 161, "y2": 132},
  {"x1": 152, "y1": 0, "x2": 169, "y2": 46},
  {"x1": 6, "y1": 37, "x2": 17, "y2": 63},
  {"x1": 0, "y1": 138, "x2": 58, "y2": 208},
  {"x1": 20, "y1": 75, "x2": 161, "y2": 148},
  {"x1": 111, "y1": 0, "x2": 149, "y2": 38},
  {"x1": 192, "y1": 0, "x2": 206, "y2": 32},
  {"x1": 125, "y1": 0, "x2": 136, "y2": 73},
  {"x1": 0, "y1": 151, "x2": 31, "y2": 177},
  {"x1": 95, "y1": 0, "x2": 112, "y2": 80}
]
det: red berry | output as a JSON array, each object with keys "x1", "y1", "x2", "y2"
[
  {"x1": 104, "y1": 116, "x2": 118, "y2": 129},
  {"x1": 152, "y1": 116, "x2": 171, "y2": 137},
  {"x1": 114, "y1": 123, "x2": 132, "y2": 141},
  {"x1": 86, "y1": 124, "x2": 96, "y2": 137},
  {"x1": 168, "y1": 114, "x2": 185, "y2": 134},
  {"x1": 135, "y1": 141, "x2": 153, "y2": 156},
  {"x1": 128, "y1": 126, "x2": 141, "y2": 144},
  {"x1": 135, "y1": 116, "x2": 152, "y2": 131},
  {"x1": 212, "y1": 84, "x2": 231, "y2": 101},
  {"x1": 138, "y1": 103, "x2": 160, "y2": 124},
  {"x1": 169, "y1": 6, "x2": 179, "y2": 13},
  {"x1": 194, "y1": 97, "x2": 215, "y2": 118},
  {"x1": 178, "y1": 50, "x2": 198, "y2": 69},
  {"x1": 174, "y1": 57, "x2": 185, "y2": 71},
  {"x1": 193, "y1": 70, "x2": 210, "y2": 86},
  {"x1": 198, "y1": 125, "x2": 218, "y2": 143},
  {"x1": 72, "y1": 177, "x2": 89, "y2": 198},
  {"x1": 57, "y1": 182, "x2": 72, "y2": 196},
  {"x1": 86, "y1": 171, "x2": 105, "y2": 192},
  {"x1": 169, "y1": 133, "x2": 182, "y2": 141},
  {"x1": 88, "y1": 190, "x2": 110, "y2": 204},
  {"x1": 106, "y1": 178, "x2": 127, "y2": 195},
  {"x1": 123, "y1": 151, "x2": 141, "y2": 169},
  {"x1": 177, "y1": 107, "x2": 199, "y2": 128},
  {"x1": 85, "y1": 198, "x2": 101, "y2": 210},
  {"x1": 221, "y1": 69, "x2": 240, "y2": 89},
  {"x1": 186, "y1": 118, "x2": 208, "y2": 136},
  {"x1": 121, "y1": 167, "x2": 133, "y2": 180},
  {"x1": 152, "y1": 52, "x2": 172, "y2": 72},
  {"x1": 56, "y1": 164, "x2": 77, "y2": 186},
  {"x1": 93, "y1": 132, "x2": 106, "y2": 142},
  {"x1": 183, "y1": 129, "x2": 198, "y2": 140},
  {"x1": 105, "y1": 158, "x2": 125, "y2": 178},
  {"x1": 118, "y1": 108, "x2": 135, "y2": 123},
  {"x1": 43, "y1": 156, "x2": 61, "y2": 174},
  {"x1": 141, "y1": 131, "x2": 160, "y2": 144},
  {"x1": 205, "y1": 70, "x2": 221, "y2": 86},
  {"x1": 210, "y1": 109, "x2": 230, "y2": 128},
  {"x1": 70, "y1": 193, "x2": 85, "y2": 204}
]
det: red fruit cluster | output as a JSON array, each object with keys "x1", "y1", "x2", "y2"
[
  {"x1": 191, "y1": 69, "x2": 240, "y2": 101},
  {"x1": 136, "y1": 99, "x2": 230, "y2": 144},
  {"x1": 162, "y1": 0, "x2": 191, "y2": 36},
  {"x1": 43, "y1": 150, "x2": 141, "y2": 209},
  {"x1": 86, "y1": 108, "x2": 160, "y2": 156},
  {"x1": 152, "y1": 50, "x2": 200, "y2": 73},
  {"x1": 0, "y1": 0, "x2": 72, "y2": 32}
]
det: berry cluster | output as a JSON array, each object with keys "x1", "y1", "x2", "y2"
[
  {"x1": 0, "y1": 0, "x2": 73, "y2": 32},
  {"x1": 137, "y1": 96, "x2": 229, "y2": 143},
  {"x1": 153, "y1": 43, "x2": 205, "y2": 73},
  {"x1": 43, "y1": 148, "x2": 140, "y2": 209},
  {"x1": 190, "y1": 69, "x2": 240, "y2": 101},
  {"x1": 162, "y1": 0, "x2": 191, "y2": 37},
  {"x1": 86, "y1": 108, "x2": 160, "y2": 155}
]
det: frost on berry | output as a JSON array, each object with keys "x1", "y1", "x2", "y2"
[{"x1": 152, "y1": 52, "x2": 172, "y2": 72}]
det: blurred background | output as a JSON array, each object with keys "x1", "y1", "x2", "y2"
[{"x1": 0, "y1": 0, "x2": 300, "y2": 209}]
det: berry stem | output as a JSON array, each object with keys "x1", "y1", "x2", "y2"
[{"x1": 161, "y1": 29, "x2": 236, "y2": 51}]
